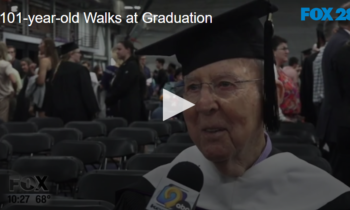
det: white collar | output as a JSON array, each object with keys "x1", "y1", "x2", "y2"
[{"x1": 144, "y1": 146, "x2": 349, "y2": 210}]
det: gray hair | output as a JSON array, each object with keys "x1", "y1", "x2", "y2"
[{"x1": 324, "y1": 20, "x2": 338, "y2": 40}]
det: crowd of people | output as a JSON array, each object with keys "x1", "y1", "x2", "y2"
[{"x1": 0, "y1": 39, "x2": 183, "y2": 125}]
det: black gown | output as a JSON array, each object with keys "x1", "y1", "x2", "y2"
[
  {"x1": 51, "y1": 61, "x2": 99, "y2": 124},
  {"x1": 300, "y1": 52, "x2": 319, "y2": 126},
  {"x1": 13, "y1": 75, "x2": 32, "y2": 121},
  {"x1": 114, "y1": 148, "x2": 350, "y2": 210},
  {"x1": 105, "y1": 57, "x2": 147, "y2": 124}
]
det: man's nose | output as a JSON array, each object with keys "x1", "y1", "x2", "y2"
[{"x1": 195, "y1": 86, "x2": 218, "y2": 114}]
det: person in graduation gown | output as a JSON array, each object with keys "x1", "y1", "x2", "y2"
[
  {"x1": 105, "y1": 40, "x2": 147, "y2": 124},
  {"x1": 328, "y1": 42, "x2": 350, "y2": 187},
  {"x1": 113, "y1": 1, "x2": 350, "y2": 209},
  {"x1": 51, "y1": 42, "x2": 99, "y2": 124},
  {"x1": 299, "y1": 22, "x2": 325, "y2": 126},
  {"x1": 13, "y1": 58, "x2": 35, "y2": 121}
]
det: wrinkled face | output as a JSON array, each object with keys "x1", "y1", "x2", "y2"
[
  {"x1": 274, "y1": 43, "x2": 289, "y2": 65},
  {"x1": 183, "y1": 58, "x2": 264, "y2": 171}
]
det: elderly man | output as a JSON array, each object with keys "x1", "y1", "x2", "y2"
[{"x1": 114, "y1": 1, "x2": 350, "y2": 210}]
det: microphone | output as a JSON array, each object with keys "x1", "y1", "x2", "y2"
[{"x1": 146, "y1": 162, "x2": 204, "y2": 210}]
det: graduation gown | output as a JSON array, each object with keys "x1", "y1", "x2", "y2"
[
  {"x1": 51, "y1": 61, "x2": 99, "y2": 124},
  {"x1": 114, "y1": 146, "x2": 350, "y2": 210},
  {"x1": 328, "y1": 44, "x2": 350, "y2": 187},
  {"x1": 300, "y1": 52, "x2": 319, "y2": 125},
  {"x1": 13, "y1": 75, "x2": 32, "y2": 121},
  {"x1": 105, "y1": 57, "x2": 147, "y2": 124}
]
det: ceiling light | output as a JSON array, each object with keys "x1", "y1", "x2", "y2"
[{"x1": 124, "y1": 5, "x2": 141, "y2": 10}]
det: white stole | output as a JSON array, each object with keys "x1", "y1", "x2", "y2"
[{"x1": 144, "y1": 146, "x2": 349, "y2": 210}]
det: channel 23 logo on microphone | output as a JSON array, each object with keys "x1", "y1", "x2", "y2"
[{"x1": 156, "y1": 184, "x2": 191, "y2": 210}]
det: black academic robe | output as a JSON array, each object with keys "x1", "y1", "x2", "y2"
[
  {"x1": 300, "y1": 52, "x2": 319, "y2": 126},
  {"x1": 317, "y1": 28, "x2": 350, "y2": 144},
  {"x1": 113, "y1": 147, "x2": 350, "y2": 210},
  {"x1": 327, "y1": 44, "x2": 350, "y2": 187},
  {"x1": 51, "y1": 61, "x2": 99, "y2": 124},
  {"x1": 156, "y1": 69, "x2": 169, "y2": 95},
  {"x1": 105, "y1": 57, "x2": 147, "y2": 124},
  {"x1": 13, "y1": 75, "x2": 32, "y2": 121}
]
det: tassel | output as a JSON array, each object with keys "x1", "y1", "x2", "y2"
[{"x1": 263, "y1": 9, "x2": 280, "y2": 132}]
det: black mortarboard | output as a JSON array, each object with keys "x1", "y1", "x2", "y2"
[
  {"x1": 168, "y1": 63, "x2": 177, "y2": 69},
  {"x1": 56, "y1": 42, "x2": 79, "y2": 56},
  {"x1": 136, "y1": 0, "x2": 279, "y2": 131}
]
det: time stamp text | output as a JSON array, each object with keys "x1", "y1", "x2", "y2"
[{"x1": 6, "y1": 194, "x2": 52, "y2": 205}]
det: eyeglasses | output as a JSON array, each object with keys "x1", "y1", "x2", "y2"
[{"x1": 180, "y1": 79, "x2": 262, "y2": 103}]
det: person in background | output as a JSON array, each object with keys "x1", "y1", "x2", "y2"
[
  {"x1": 7, "y1": 45, "x2": 23, "y2": 78},
  {"x1": 155, "y1": 58, "x2": 168, "y2": 95},
  {"x1": 30, "y1": 63, "x2": 38, "y2": 74},
  {"x1": 152, "y1": 69, "x2": 158, "y2": 81},
  {"x1": 82, "y1": 60, "x2": 99, "y2": 102},
  {"x1": 288, "y1": 57, "x2": 301, "y2": 76},
  {"x1": 151, "y1": 95, "x2": 163, "y2": 120},
  {"x1": 8, "y1": 66, "x2": 21, "y2": 121},
  {"x1": 105, "y1": 40, "x2": 147, "y2": 123},
  {"x1": 273, "y1": 36, "x2": 289, "y2": 68},
  {"x1": 313, "y1": 20, "x2": 338, "y2": 126},
  {"x1": 272, "y1": 35, "x2": 301, "y2": 122},
  {"x1": 51, "y1": 42, "x2": 99, "y2": 123},
  {"x1": 93, "y1": 65, "x2": 103, "y2": 82},
  {"x1": 101, "y1": 47, "x2": 123, "y2": 117},
  {"x1": 300, "y1": 22, "x2": 326, "y2": 126},
  {"x1": 36, "y1": 38, "x2": 59, "y2": 118},
  {"x1": 139, "y1": 56, "x2": 151, "y2": 79},
  {"x1": 0, "y1": 42, "x2": 17, "y2": 122},
  {"x1": 318, "y1": 2, "x2": 350, "y2": 181},
  {"x1": 167, "y1": 63, "x2": 176, "y2": 81},
  {"x1": 14, "y1": 58, "x2": 35, "y2": 121},
  {"x1": 82, "y1": 60, "x2": 91, "y2": 70}
]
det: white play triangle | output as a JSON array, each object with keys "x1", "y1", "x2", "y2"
[{"x1": 162, "y1": 89, "x2": 195, "y2": 121}]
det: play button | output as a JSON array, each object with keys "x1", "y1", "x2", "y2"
[{"x1": 162, "y1": 89, "x2": 195, "y2": 121}]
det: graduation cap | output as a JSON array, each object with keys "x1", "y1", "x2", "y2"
[
  {"x1": 56, "y1": 41, "x2": 80, "y2": 56},
  {"x1": 136, "y1": 0, "x2": 280, "y2": 131}
]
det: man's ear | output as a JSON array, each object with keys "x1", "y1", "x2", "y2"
[{"x1": 275, "y1": 80, "x2": 284, "y2": 106}]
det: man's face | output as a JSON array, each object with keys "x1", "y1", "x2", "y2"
[
  {"x1": 156, "y1": 61, "x2": 162, "y2": 69},
  {"x1": 116, "y1": 43, "x2": 128, "y2": 60},
  {"x1": 183, "y1": 58, "x2": 264, "y2": 176},
  {"x1": 29, "y1": 63, "x2": 36, "y2": 74},
  {"x1": 7, "y1": 47, "x2": 15, "y2": 61},
  {"x1": 140, "y1": 56, "x2": 146, "y2": 66}
]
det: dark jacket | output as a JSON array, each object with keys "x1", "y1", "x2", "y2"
[
  {"x1": 317, "y1": 28, "x2": 350, "y2": 143},
  {"x1": 300, "y1": 52, "x2": 319, "y2": 125},
  {"x1": 51, "y1": 61, "x2": 99, "y2": 123},
  {"x1": 105, "y1": 57, "x2": 147, "y2": 124}
]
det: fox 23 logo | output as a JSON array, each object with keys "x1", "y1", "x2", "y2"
[{"x1": 156, "y1": 184, "x2": 192, "y2": 210}]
